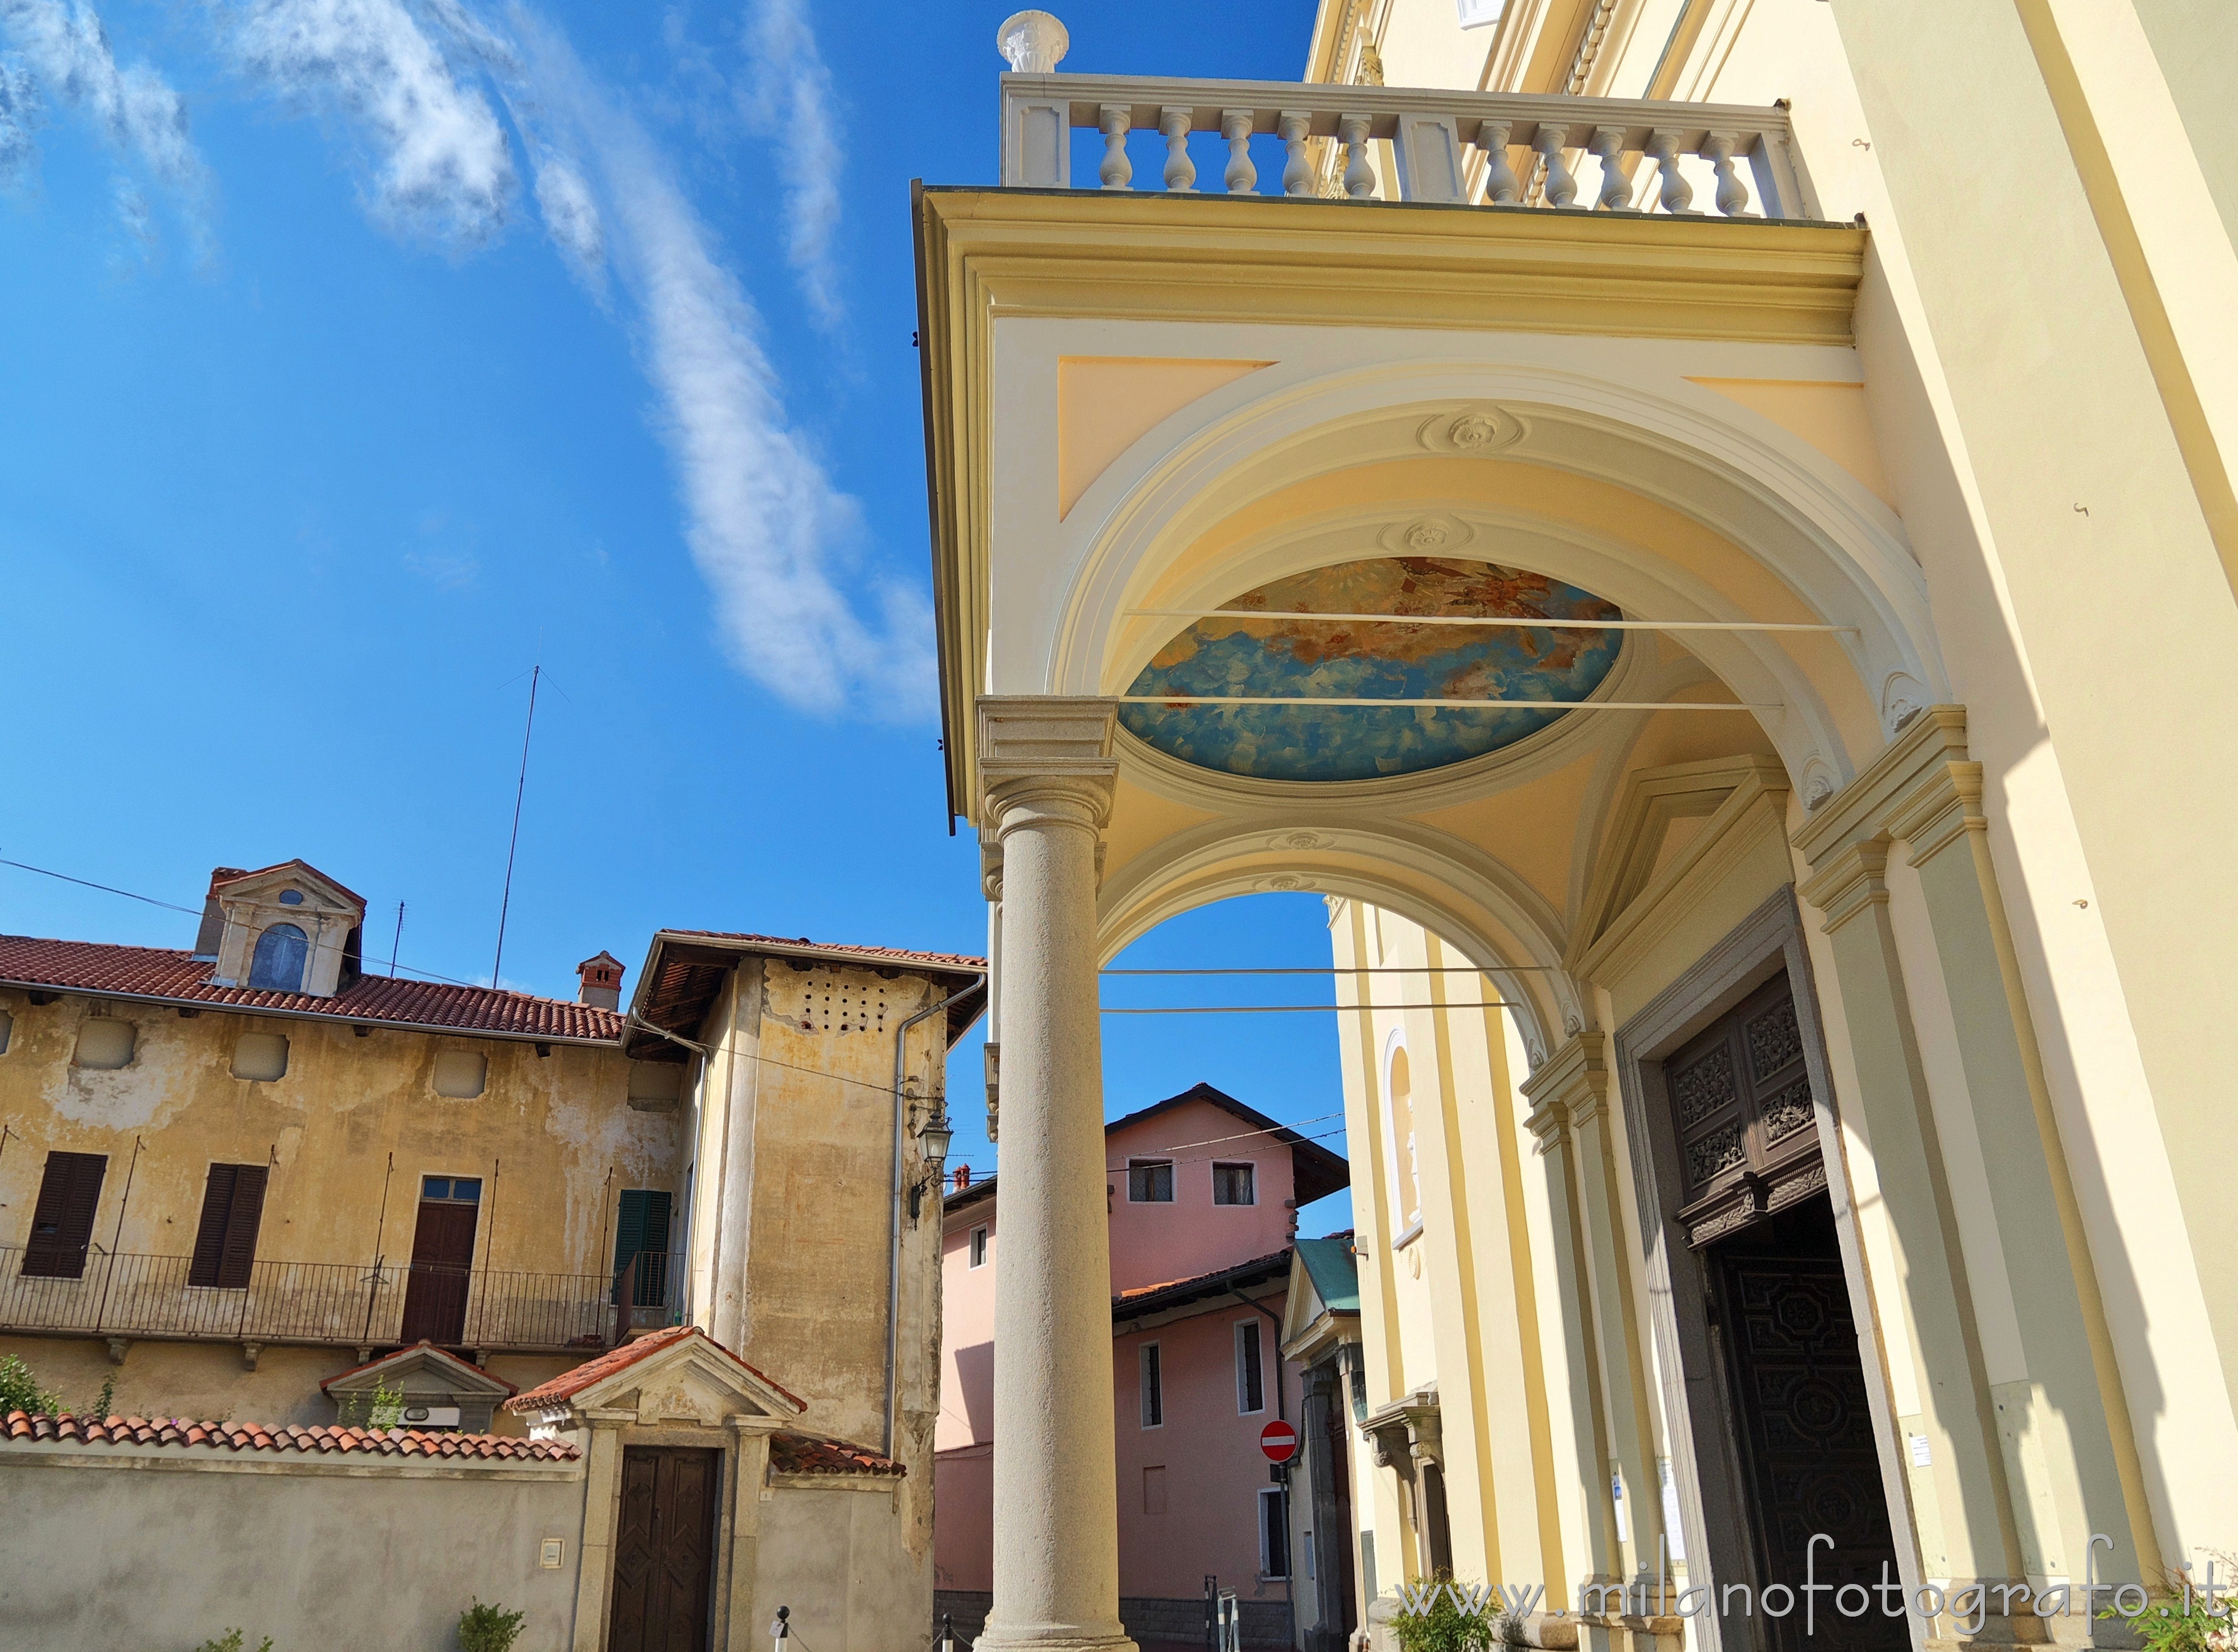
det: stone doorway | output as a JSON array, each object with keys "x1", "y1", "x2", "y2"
[{"x1": 606, "y1": 1445, "x2": 720, "y2": 1652}]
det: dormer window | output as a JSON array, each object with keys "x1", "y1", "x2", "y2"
[{"x1": 249, "y1": 924, "x2": 310, "y2": 992}]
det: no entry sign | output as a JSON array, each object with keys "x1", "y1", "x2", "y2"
[{"x1": 1260, "y1": 1420, "x2": 1298, "y2": 1463}]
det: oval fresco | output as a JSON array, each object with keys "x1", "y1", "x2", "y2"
[{"x1": 1118, "y1": 557, "x2": 1624, "y2": 783}]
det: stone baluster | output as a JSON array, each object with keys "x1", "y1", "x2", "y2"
[
  {"x1": 1097, "y1": 105, "x2": 1132, "y2": 190},
  {"x1": 1702, "y1": 131, "x2": 1751, "y2": 215},
  {"x1": 1478, "y1": 120, "x2": 1520, "y2": 205},
  {"x1": 1221, "y1": 110, "x2": 1257, "y2": 194},
  {"x1": 1338, "y1": 114, "x2": 1374, "y2": 199},
  {"x1": 1645, "y1": 129, "x2": 1694, "y2": 213},
  {"x1": 1158, "y1": 107, "x2": 1196, "y2": 193},
  {"x1": 1278, "y1": 111, "x2": 1314, "y2": 197},
  {"x1": 1588, "y1": 127, "x2": 1630, "y2": 210},
  {"x1": 1533, "y1": 123, "x2": 1577, "y2": 208}
]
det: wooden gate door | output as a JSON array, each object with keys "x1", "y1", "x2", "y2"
[
  {"x1": 398, "y1": 1197, "x2": 477, "y2": 1345},
  {"x1": 1712, "y1": 1228, "x2": 1905, "y2": 1652},
  {"x1": 607, "y1": 1447, "x2": 720, "y2": 1652}
]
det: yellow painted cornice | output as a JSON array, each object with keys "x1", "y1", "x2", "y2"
[{"x1": 916, "y1": 184, "x2": 1867, "y2": 820}]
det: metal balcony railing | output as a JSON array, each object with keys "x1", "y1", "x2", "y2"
[
  {"x1": 998, "y1": 71, "x2": 1816, "y2": 221},
  {"x1": 0, "y1": 1245, "x2": 678, "y2": 1354}
]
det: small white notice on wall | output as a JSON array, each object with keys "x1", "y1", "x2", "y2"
[
  {"x1": 1908, "y1": 1434, "x2": 1933, "y2": 1467},
  {"x1": 1456, "y1": 0, "x2": 1506, "y2": 28},
  {"x1": 539, "y1": 1538, "x2": 566, "y2": 1570}
]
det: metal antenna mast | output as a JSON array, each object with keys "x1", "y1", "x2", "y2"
[{"x1": 492, "y1": 664, "x2": 541, "y2": 988}]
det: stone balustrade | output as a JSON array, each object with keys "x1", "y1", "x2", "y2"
[{"x1": 993, "y1": 15, "x2": 1816, "y2": 219}]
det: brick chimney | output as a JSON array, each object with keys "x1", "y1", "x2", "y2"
[
  {"x1": 952, "y1": 1166, "x2": 972, "y2": 1192},
  {"x1": 577, "y1": 951, "x2": 625, "y2": 1011}
]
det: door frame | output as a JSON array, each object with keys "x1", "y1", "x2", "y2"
[{"x1": 1610, "y1": 887, "x2": 1922, "y2": 1652}]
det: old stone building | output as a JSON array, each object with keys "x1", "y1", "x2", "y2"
[{"x1": 0, "y1": 858, "x2": 982, "y2": 1650}]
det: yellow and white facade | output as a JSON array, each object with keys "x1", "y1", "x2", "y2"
[{"x1": 919, "y1": 1, "x2": 2237, "y2": 1648}]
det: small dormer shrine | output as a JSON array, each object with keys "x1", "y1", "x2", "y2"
[{"x1": 192, "y1": 860, "x2": 367, "y2": 999}]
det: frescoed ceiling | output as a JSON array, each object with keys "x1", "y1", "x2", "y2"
[{"x1": 1119, "y1": 557, "x2": 1624, "y2": 783}]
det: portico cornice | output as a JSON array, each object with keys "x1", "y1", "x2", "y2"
[
  {"x1": 1520, "y1": 1031, "x2": 1609, "y2": 1145},
  {"x1": 1791, "y1": 704, "x2": 1974, "y2": 872}
]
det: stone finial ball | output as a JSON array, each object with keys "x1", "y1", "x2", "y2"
[{"x1": 997, "y1": 10, "x2": 1069, "y2": 72}]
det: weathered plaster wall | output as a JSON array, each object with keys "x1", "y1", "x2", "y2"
[
  {"x1": 0, "y1": 1447, "x2": 584, "y2": 1650},
  {"x1": 752, "y1": 1482, "x2": 928, "y2": 1652}
]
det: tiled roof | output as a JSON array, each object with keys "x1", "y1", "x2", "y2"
[
  {"x1": 507, "y1": 1325, "x2": 805, "y2": 1414},
  {"x1": 1110, "y1": 1248, "x2": 1294, "y2": 1322},
  {"x1": 1, "y1": 1412, "x2": 576, "y2": 1461},
  {"x1": 0, "y1": 936, "x2": 626, "y2": 1043},
  {"x1": 768, "y1": 1432, "x2": 906, "y2": 1478},
  {"x1": 662, "y1": 931, "x2": 986, "y2": 972}
]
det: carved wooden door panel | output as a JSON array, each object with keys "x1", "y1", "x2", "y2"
[
  {"x1": 1713, "y1": 1247, "x2": 1904, "y2": 1652},
  {"x1": 608, "y1": 1447, "x2": 719, "y2": 1652},
  {"x1": 1667, "y1": 974, "x2": 1825, "y2": 1248}
]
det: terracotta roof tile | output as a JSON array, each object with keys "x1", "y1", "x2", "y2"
[
  {"x1": 0, "y1": 936, "x2": 625, "y2": 1042},
  {"x1": 506, "y1": 1325, "x2": 806, "y2": 1414},
  {"x1": 1, "y1": 1411, "x2": 577, "y2": 1461},
  {"x1": 768, "y1": 1432, "x2": 905, "y2": 1478},
  {"x1": 662, "y1": 931, "x2": 986, "y2": 972}
]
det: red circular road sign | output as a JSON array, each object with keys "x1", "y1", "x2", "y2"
[{"x1": 1260, "y1": 1420, "x2": 1298, "y2": 1463}]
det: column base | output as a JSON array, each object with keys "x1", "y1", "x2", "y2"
[{"x1": 973, "y1": 1625, "x2": 1138, "y2": 1652}]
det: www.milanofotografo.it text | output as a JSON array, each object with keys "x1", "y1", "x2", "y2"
[{"x1": 1396, "y1": 1535, "x2": 2223, "y2": 1633}]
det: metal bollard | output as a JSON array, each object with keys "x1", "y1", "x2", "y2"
[{"x1": 771, "y1": 1604, "x2": 791, "y2": 1649}]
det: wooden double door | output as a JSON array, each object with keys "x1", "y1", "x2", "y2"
[{"x1": 608, "y1": 1447, "x2": 720, "y2": 1652}]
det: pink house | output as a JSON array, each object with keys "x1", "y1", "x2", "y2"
[{"x1": 936, "y1": 1083, "x2": 1349, "y2": 1648}]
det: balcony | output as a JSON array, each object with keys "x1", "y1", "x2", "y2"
[
  {"x1": 994, "y1": 15, "x2": 1817, "y2": 219},
  {"x1": 0, "y1": 1245, "x2": 678, "y2": 1358}
]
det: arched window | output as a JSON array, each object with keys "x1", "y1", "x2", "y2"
[
  {"x1": 248, "y1": 924, "x2": 310, "y2": 992},
  {"x1": 1387, "y1": 1043, "x2": 1421, "y2": 1229}
]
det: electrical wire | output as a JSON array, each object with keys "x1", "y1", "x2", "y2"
[
  {"x1": 1101, "y1": 1002, "x2": 1511, "y2": 1013},
  {"x1": 1102, "y1": 964, "x2": 1566, "y2": 974}
]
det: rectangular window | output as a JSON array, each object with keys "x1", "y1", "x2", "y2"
[
  {"x1": 1140, "y1": 1342, "x2": 1164, "y2": 1428},
  {"x1": 1142, "y1": 1464, "x2": 1168, "y2": 1514},
  {"x1": 422, "y1": 1176, "x2": 482, "y2": 1204},
  {"x1": 969, "y1": 1225, "x2": 988, "y2": 1268},
  {"x1": 612, "y1": 1189, "x2": 673, "y2": 1309},
  {"x1": 1127, "y1": 1159, "x2": 1174, "y2": 1203},
  {"x1": 1212, "y1": 1161, "x2": 1256, "y2": 1206},
  {"x1": 1258, "y1": 1486, "x2": 1290, "y2": 1579},
  {"x1": 1236, "y1": 1318, "x2": 1265, "y2": 1414},
  {"x1": 187, "y1": 1163, "x2": 270, "y2": 1289},
  {"x1": 22, "y1": 1151, "x2": 107, "y2": 1279}
]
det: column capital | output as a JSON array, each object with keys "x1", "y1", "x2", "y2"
[
  {"x1": 1793, "y1": 704, "x2": 1972, "y2": 870},
  {"x1": 1887, "y1": 759, "x2": 1985, "y2": 866},
  {"x1": 1796, "y1": 836, "x2": 1892, "y2": 933},
  {"x1": 978, "y1": 696, "x2": 1119, "y2": 833},
  {"x1": 1521, "y1": 1031, "x2": 1607, "y2": 1142}
]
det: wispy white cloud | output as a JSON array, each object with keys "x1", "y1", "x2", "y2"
[
  {"x1": 404, "y1": 548, "x2": 479, "y2": 589},
  {"x1": 740, "y1": 0, "x2": 844, "y2": 330},
  {"x1": 516, "y1": 11, "x2": 927, "y2": 716},
  {"x1": 224, "y1": 0, "x2": 514, "y2": 242},
  {"x1": 528, "y1": 148, "x2": 601, "y2": 272},
  {"x1": 0, "y1": 0, "x2": 210, "y2": 248}
]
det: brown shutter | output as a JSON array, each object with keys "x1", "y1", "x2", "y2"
[
  {"x1": 23, "y1": 1152, "x2": 107, "y2": 1279},
  {"x1": 188, "y1": 1164, "x2": 269, "y2": 1289},
  {"x1": 218, "y1": 1165, "x2": 267, "y2": 1289},
  {"x1": 188, "y1": 1164, "x2": 238, "y2": 1287}
]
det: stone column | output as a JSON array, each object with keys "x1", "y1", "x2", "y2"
[{"x1": 975, "y1": 696, "x2": 1133, "y2": 1652}]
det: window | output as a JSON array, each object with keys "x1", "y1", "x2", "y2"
[
  {"x1": 1142, "y1": 1465, "x2": 1168, "y2": 1514},
  {"x1": 1128, "y1": 1159, "x2": 1174, "y2": 1203},
  {"x1": 0, "y1": 1008, "x2": 12, "y2": 1054},
  {"x1": 73, "y1": 1017, "x2": 135, "y2": 1070},
  {"x1": 1258, "y1": 1486, "x2": 1290, "y2": 1579},
  {"x1": 1236, "y1": 1318, "x2": 1265, "y2": 1414},
  {"x1": 231, "y1": 1032, "x2": 289, "y2": 1082},
  {"x1": 248, "y1": 923, "x2": 310, "y2": 992},
  {"x1": 188, "y1": 1163, "x2": 270, "y2": 1289},
  {"x1": 22, "y1": 1151, "x2": 106, "y2": 1278},
  {"x1": 432, "y1": 1050, "x2": 487, "y2": 1098},
  {"x1": 1212, "y1": 1161, "x2": 1256, "y2": 1206},
  {"x1": 277, "y1": 888, "x2": 304, "y2": 906},
  {"x1": 968, "y1": 1225, "x2": 988, "y2": 1268},
  {"x1": 422, "y1": 1176, "x2": 483, "y2": 1204},
  {"x1": 612, "y1": 1188, "x2": 673, "y2": 1308},
  {"x1": 1140, "y1": 1342, "x2": 1164, "y2": 1428}
]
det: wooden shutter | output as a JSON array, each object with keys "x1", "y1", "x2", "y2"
[
  {"x1": 613, "y1": 1190, "x2": 673, "y2": 1308},
  {"x1": 188, "y1": 1164, "x2": 270, "y2": 1289},
  {"x1": 23, "y1": 1152, "x2": 107, "y2": 1279}
]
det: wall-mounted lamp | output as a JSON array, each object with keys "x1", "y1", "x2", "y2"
[{"x1": 908, "y1": 1110, "x2": 954, "y2": 1224}]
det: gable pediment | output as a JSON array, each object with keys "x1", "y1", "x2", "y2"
[{"x1": 514, "y1": 1327, "x2": 807, "y2": 1429}]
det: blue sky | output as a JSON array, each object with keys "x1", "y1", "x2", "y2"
[{"x1": 0, "y1": 0, "x2": 1354, "y2": 1229}]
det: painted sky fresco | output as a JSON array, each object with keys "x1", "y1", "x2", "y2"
[{"x1": 1120, "y1": 558, "x2": 1625, "y2": 782}]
